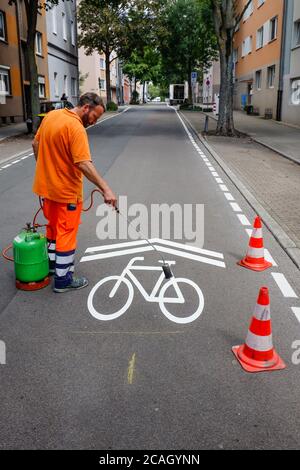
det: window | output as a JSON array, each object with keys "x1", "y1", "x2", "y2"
[
  {"x1": 100, "y1": 58, "x2": 105, "y2": 69},
  {"x1": 62, "y1": 13, "x2": 67, "y2": 41},
  {"x1": 63, "y1": 75, "x2": 67, "y2": 94},
  {"x1": 54, "y1": 72, "x2": 59, "y2": 97},
  {"x1": 71, "y1": 77, "x2": 77, "y2": 96},
  {"x1": 71, "y1": 21, "x2": 75, "y2": 46},
  {"x1": 99, "y1": 78, "x2": 105, "y2": 90},
  {"x1": 258, "y1": 0, "x2": 265, "y2": 7},
  {"x1": 0, "y1": 67, "x2": 10, "y2": 95},
  {"x1": 38, "y1": 76, "x2": 45, "y2": 98},
  {"x1": 255, "y1": 70, "x2": 262, "y2": 90},
  {"x1": 256, "y1": 26, "x2": 264, "y2": 49},
  {"x1": 294, "y1": 20, "x2": 300, "y2": 47},
  {"x1": 233, "y1": 48, "x2": 238, "y2": 64},
  {"x1": 242, "y1": 36, "x2": 252, "y2": 56},
  {"x1": 35, "y1": 32, "x2": 43, "y2": 55},
  {"x1": 291, "y1": 79, "x2": 300, "y2": 105},
  {"x1": 270, "y1": 16, "x2": 278, "y2": 41},
  {"x1": 267, "y1": 65, "x2": 276, "y2": 88},
  {"x1": 0, "y1": 11, "x2": 6, "y2": 41},
  {"x1": 52, "y1": 6, "x2": 57, "y2": 34},
  {"x1": 243, "y1": 1, "x2": 253, "y2": 21}
]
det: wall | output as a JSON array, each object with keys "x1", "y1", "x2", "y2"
[
  {"x1": 282, "y1": 0, "x2": 300, "y2": 125},
  {"x1": 46, "y1": 1, "x2": 78, "y2": 105},
  {"x1": 234, "y1": 0, "x2": 284, "y2": 118},
  {"x1": 0, "y1": 0, "x2": 23, "y2": 122}
]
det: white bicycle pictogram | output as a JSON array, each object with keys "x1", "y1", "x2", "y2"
[{"x1": 87, "y1": 256, "x2": 204, "y2": 324}]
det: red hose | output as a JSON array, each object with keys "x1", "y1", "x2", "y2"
[
  {"x1": 2, "y1": 244, "x2": 13, "y2": 262},
  {"x1": 83, "y1": 189, "x2": 103, "y2": 212}
]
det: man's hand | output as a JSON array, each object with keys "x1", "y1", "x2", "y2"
[{"x1": 103, "y1": 188, "x2": 118, "y2": 208}]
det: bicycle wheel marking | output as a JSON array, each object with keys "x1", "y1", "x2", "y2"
[
  {"x1": 159, "y1": 278, "x2": 204, "y2": 324},
  {"x1": 88, "y1": 276, "x2": 134, "y2": 321}
]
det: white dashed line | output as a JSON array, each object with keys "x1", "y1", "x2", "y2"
[
  {"x1": 271, "y1": 273, "x2": 298, "y2": 298},
  {"x1": 224, "y1": 193, "x2": 235, "y2": 201},
  {"x1": 2, "y1": 164, "x2": 12, "y2": 169},
  {"x1": 237, "y1": 214, "x2": 251, "y2": 226},
  {"x1": 215, "y1": 178, "x2": 224, "y2": 184},
  {"x1": 291, "y1": 307, "x2": 300, "y2": 323},
  {"x1": 219, "y1": 184, "x2": 229, "y2": 192},
  {"x1": 264, "y1": 249, "x2": 277, "y2": 267},
  {"x1": 212, "y1": 172, "x2": 219, "y2": 177},
  {"x1": 230, "y1": 202, "x2": 242, "y2": 212}
]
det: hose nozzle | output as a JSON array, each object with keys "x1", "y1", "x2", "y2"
[{"x1": 162, "y1": 264, "x2": 173, "y2": 279}]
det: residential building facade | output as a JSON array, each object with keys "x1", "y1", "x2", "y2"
[
  {"x1": 281, "y1": 0, "x2": 300, "y2": 126},
  {"x1": 46, "y1": 1, "x2": 79, "y2": 105},
  {"x1": 79, "y1": 47, "x2": 131, "y2": 105},
  {"x1": 18, "y1": 0, "x2": 50, "y2": 119},
  {"x1": 0, "y1": 0, "x2": 49, "y2": 123},
  {"x1": 0, "y1": 0, "x2": 23, "y2": 122},
  {"x1": 233, "y1": 0, "x2": 284, "y2": 119}
]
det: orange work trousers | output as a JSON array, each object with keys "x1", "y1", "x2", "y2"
[{"x1": 42, "y1": 199, "x2": 82, "y2": 289}]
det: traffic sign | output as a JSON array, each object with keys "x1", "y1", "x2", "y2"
[{"x1": 191, "y1": 72, "x2": 197, "y2": 83}]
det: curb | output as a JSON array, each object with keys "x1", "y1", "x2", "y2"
[
  {"x1": 199, "y1": 111, "x2": 300, "y2": 167},
  {"x1": 179, "y1": 111, "x2": 300, "y2": 270}
]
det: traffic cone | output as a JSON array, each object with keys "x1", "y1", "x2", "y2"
[
  {"x1": 238, "y1": 216, "x2": 272, "y2": 271},
  {"x1": 232, "y1": 287, "x2": 286, "y2": 373}
]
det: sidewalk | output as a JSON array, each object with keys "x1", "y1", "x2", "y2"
[
  {"x1": 0, "y1": 122, "x2": 27, "y2": 142},
  {"x1": 210, "y1": 110, "x2": 300, "y2": 164},
  {"x1": 180, "y1": 110, "x2": 300, "y2": 268}
]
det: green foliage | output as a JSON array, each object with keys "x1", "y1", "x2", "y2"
[
  {"x1": 158, "y1": 0, "x2": 218, "y2": 84},
  {"x1": 106, "y1": 101, "x2": 118, "y2": 111}
]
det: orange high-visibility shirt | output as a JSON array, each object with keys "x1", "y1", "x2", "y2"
[{"x1": 33, "y1": 108, "x2": 92, "y2": 203}]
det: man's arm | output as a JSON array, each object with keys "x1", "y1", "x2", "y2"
[
  {"x1": 32, "y1": 138, "x2": 39, "y2": 161},
  {"x1": 76, "y1": 160, "x2": 117, "y2": 207}
]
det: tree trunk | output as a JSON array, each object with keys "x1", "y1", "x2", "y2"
[
  {"x1": 142, "y1": 81, "x2": 145, "y2": 103},
  {"x1": 217, "y1": 41, "x2": 235, "y2": 136},
  {"x1": 105, "y1": 47, "x2": 112, "y2": 104},
  {"x1": 26, "y1": 0, "x2": 39, "y2": 133}
]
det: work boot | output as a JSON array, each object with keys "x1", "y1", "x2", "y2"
[{"x1": 53, "y1": 276, "x2": 89, "y2": 293}]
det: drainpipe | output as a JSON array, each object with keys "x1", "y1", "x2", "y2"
[{"x1": 276, "y1": 0, "x2": 288, "y2": 121}]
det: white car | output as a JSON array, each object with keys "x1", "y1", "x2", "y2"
[{"x1": 152, "y1": 97, "x2": 161, "y2": 102}]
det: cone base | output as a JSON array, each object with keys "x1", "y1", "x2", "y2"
[
  {"x1": 237, "y1": 258, "x2": 272, "y2": 272},
  {"x1": 232, "y1": 345, "x2": 286, "y2": 373},
  {"x1": 16, "y1": 276, "x2": 50, "y2": 291}
]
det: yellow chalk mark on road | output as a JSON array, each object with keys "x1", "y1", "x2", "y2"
[
  {"x1": 72, "y1": 331, "x2": 185, "y2": 335},
  {"x1": 127, "y1": 353, "x2": 136, "y2": 385}
]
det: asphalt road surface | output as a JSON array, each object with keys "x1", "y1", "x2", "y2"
[{"x1": 0, "y1": 104, "x2": 300, "y2": 450}]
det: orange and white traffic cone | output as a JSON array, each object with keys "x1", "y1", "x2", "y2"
[
  {"x1": 232, "y1": 287, "x2": 286, "y2": 373},
  {"x1": 238, "y1": 216, "x2": 272, "y2": 271}
]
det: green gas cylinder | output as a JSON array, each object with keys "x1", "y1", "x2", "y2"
[{"x1": 13, "y1": 225, "x2": 49, "y2": 283}]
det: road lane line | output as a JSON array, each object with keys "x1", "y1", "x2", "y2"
[
  {"x1": 224, "y1": 193, "x2": 235, "y2": 201},
  {"x1": 291, "y1": 307, "x2": 300, "y2": 323},
  {"x1": 2, "y1": 164, "x2": 12, "y2": 168},
  {"x1": 237, "y1": 214, "x2": 251, "y2": 226},
  {"x1": 264, "y1": 249, "x2": 277, "y2": 267},
  {"x1": 219, "y1": 184, "x2": 229, "y2": 192},
  {"x1": 216, "y1": 178, "x2": 224, "y2": 184},
  {"x1": 127, "y1": 353, "x2": 136, "y2": 384},
  {"x1": 271, "y1": 273, "x2": 298, "y2": 298},
  {"x1": 230, "y1": 202, "x2": 242, "y2": 212},
  {"x1": 212, "y1": 172, "x2": 219, "y2": 177}
]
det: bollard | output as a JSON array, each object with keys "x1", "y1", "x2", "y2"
[{"x1": 204, "y1": 115, "x2": 209, "y2": 133}]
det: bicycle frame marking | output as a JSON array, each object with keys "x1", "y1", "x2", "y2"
[{"x1": 109, "y1": 257, "x2": 185, "y2": 304}]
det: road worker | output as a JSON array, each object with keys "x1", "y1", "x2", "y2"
[{"x1": 32, "y1": 92, "x2": 117, "y2": 293}]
